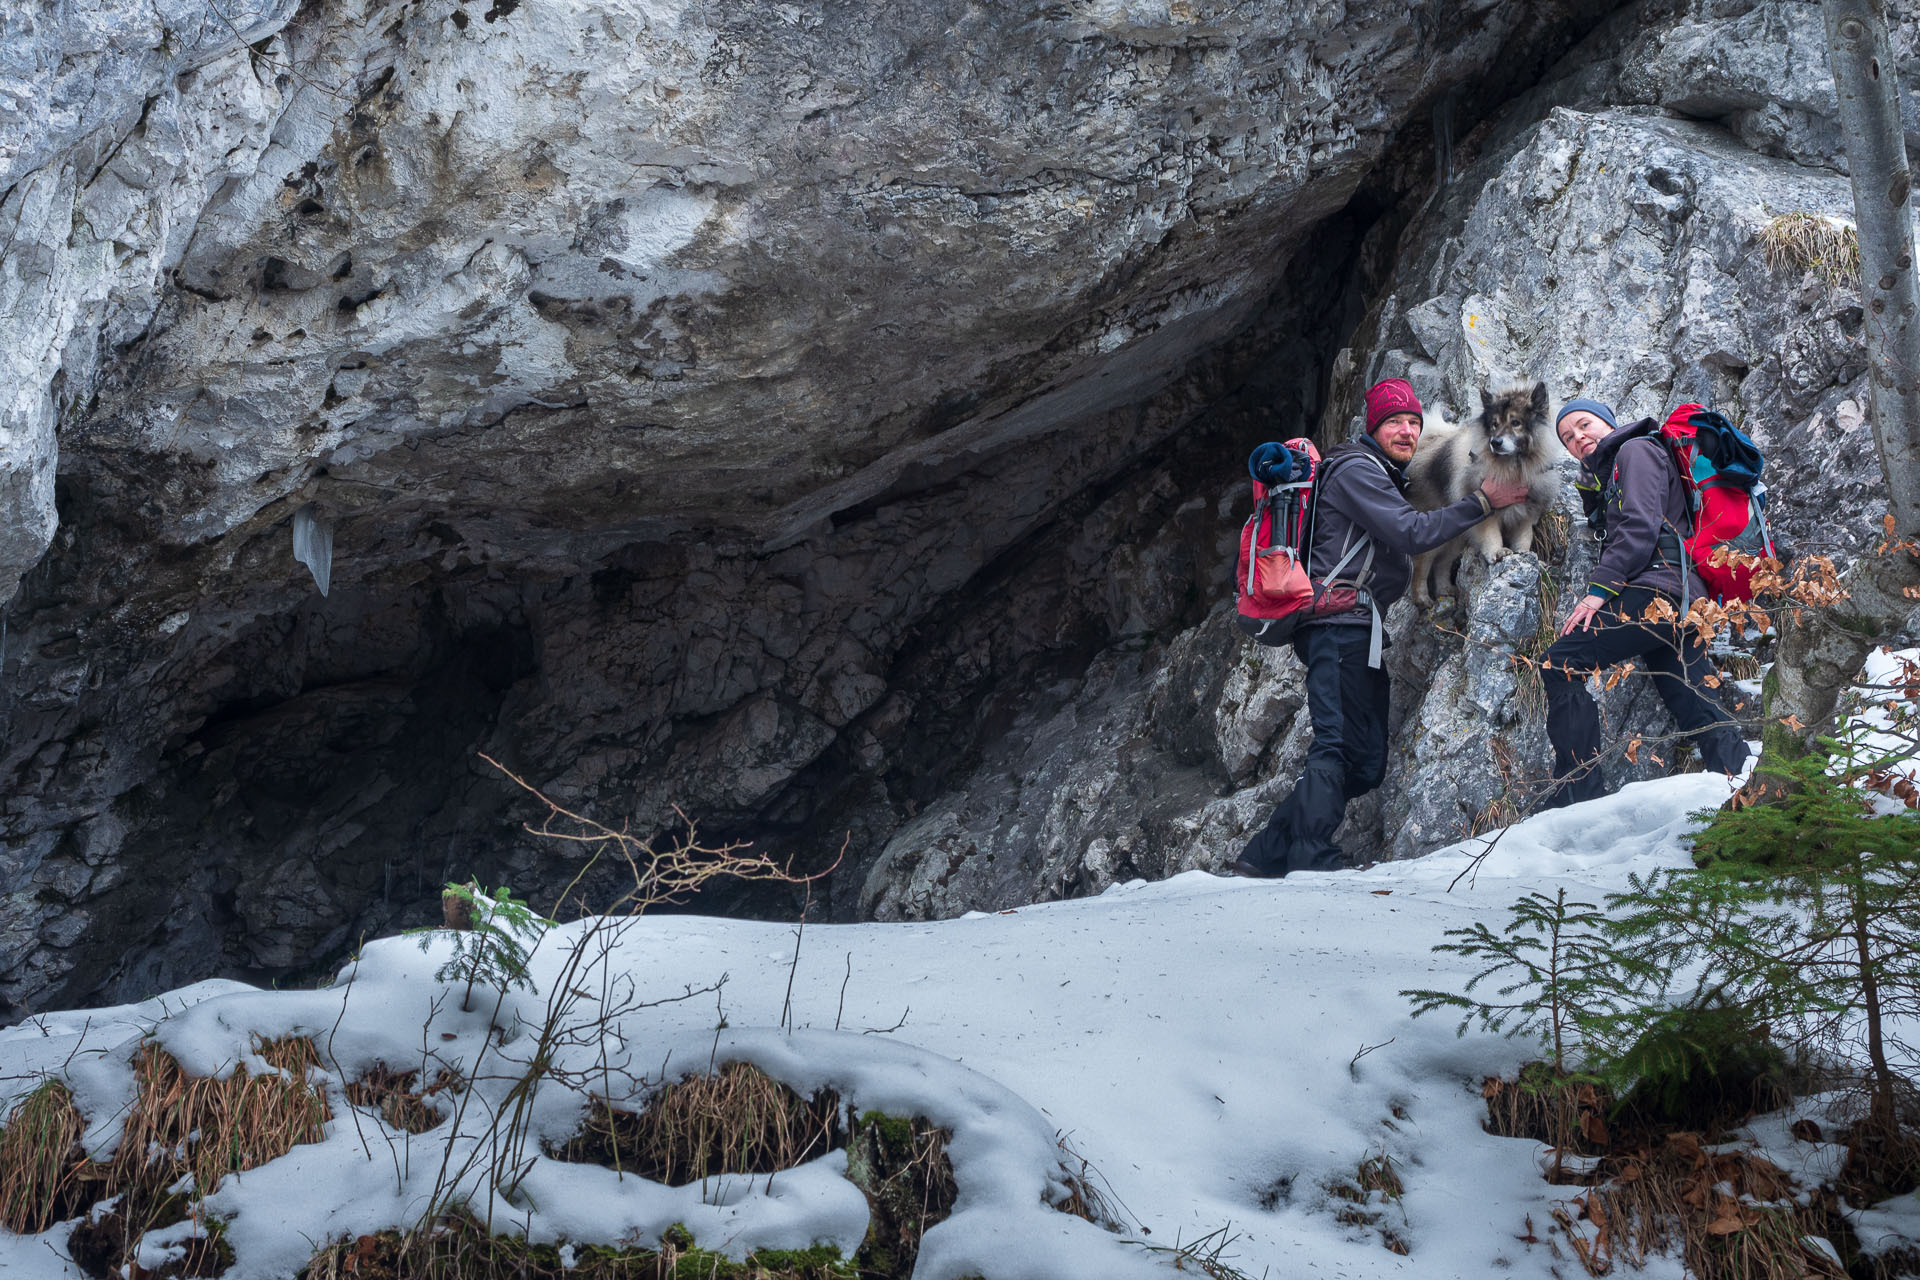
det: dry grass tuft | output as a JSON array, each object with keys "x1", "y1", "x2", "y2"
[
  {"x1": 112, "y1": 1036, "x2": 331, "y2": 1197},
  {"x1": 344, "y1": 1065, "x2": 462, "y2": 1134},
  {"x1": 548, "y1": 1062, "x2": 842, "y2": 1184},
  {"x1": 545, "y1": 1067, "x2": 983, "y2": 1277},
  {"x1": 0, "y1": 1080, "x2": 89, "y2": 1233},
  {"x1": 1488, "y1": 1063, "x2": 1865, "y2": 1279},
  {"x1": 1328, "y1": 1146, "x2": 1410, "y2": 1255},
  {"x1": 1533, "y1": 508, "x2": 1573, "y2": 569},
  {"x1": 1759, "y1": 212, "x2": 1860, "y2": 289},
  {"x1": 1470, "y1": 735, "x2": 1536, "y2": 837},
  {"x1": 0, "y1": 1036, "x2": 330, "y2": 1276},
  {"x1": 1355, "y1": 1148, "x2": 1404, "y2": 1199},
  {"x1": 1, "y1": 1038, "x2": 330, "y2": 1239},
  {"x1": 1469, "y1": 791, "x2": 1525, "y2": 838},
  {"x1": 1051, "y1": 1134, "x2": 1123, "y2": 1229},
  {"x1": 1483, "y1": 1065, "x2": 1611, "y2": 1168},
  {"x1": 1564, "y1": 1133, "x2": 1846, "y2": 1279}
]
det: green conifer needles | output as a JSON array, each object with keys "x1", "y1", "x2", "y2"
[
  {"x1": 1402, "y1": 888, "x2": 1658, "y2": 1077},
  {"x1": 1406, "y1": 710, "x2": 1920, "y2": 1133},
  {"x1": 412, "y1": 882, "x2": 556, "y2": 1012},
  {"x1": 1618, "y1": 725, "x2": 1920, "y2": 1130}
]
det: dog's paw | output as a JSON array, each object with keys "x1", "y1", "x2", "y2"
[{"x1": 1488, "y1": 547, "x2": 1513, "y2": 563}]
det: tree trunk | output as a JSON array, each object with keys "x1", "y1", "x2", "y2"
[
  {"x1": 1849, "y1": 878, "x2": 1896, "y2": 1134},
  {"x1": 1748, "y1": 0, "x2": 1920, "y2": 793},
  {"x1": 1823, "y1": 0, "x2": 1920, "y2": 536}
]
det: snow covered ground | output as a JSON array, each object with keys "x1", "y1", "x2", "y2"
[{"x1": 0, "y1": 660, "x2": 1914, "y2": 1279}]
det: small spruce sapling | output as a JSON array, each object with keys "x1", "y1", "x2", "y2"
[
  {"x1": 413, "y1": 881, "x2": 555, "y2": 1012},
  {"x1": 1611, "y1": 710, "x2": 1920, "y2": 1135},
  {"x1": 1402, "y1": 887, "x2": 1658, "y2": 1078}
]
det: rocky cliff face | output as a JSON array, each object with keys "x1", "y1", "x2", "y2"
[
  {"x1": 865, "y1": 1, "x2": 1920, "y2": 919},
  {"x1": 0, "y1": 0, "x2": 1908, "y2": 1016}
]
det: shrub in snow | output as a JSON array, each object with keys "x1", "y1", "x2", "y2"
[
  {"x1": 1613, "y1": 713, "x2": 1920, "y2": 1143},
  {"x1": 1401, "y1": 886, "x2": 1658, "y2": 1079},
  {"x1": 414, "y1": 881, "x2": 553, "y2": 1011}
]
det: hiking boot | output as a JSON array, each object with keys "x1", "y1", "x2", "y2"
[{"x1": 1229, "y1": 856, "x2": 1284, "y2": 880}]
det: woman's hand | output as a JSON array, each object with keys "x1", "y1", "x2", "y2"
[{"x1": 1559, "y1": 593, "x2": 1608, "y2": 637}]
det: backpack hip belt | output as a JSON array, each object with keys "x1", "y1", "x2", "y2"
[{"x1": 1319, "y1": 528, "x2": 1382, "y2": 668}]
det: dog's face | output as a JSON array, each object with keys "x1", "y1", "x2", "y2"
[{"x1": 1478, "y1": 382, "x2": 1551, "y2": 460}]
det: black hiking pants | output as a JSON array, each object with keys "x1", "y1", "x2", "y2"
[
  {"x1": 1240, "y1": 624, "x2": 1390, "y2": 876},
  {"x1": 1541, "y1": 587, "x2": 1749, "y2": 808}
]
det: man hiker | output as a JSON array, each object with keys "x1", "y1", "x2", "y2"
[
  {"x1": 1540, "y1": 399, "x2": 1749, "y2": 808},
  {"x1": 1232, "y1": 377, "x2": 1531, "y2": 878}
]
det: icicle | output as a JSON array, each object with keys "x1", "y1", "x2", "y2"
[
  {"x1": 292, "y1": 505, "x2": 334, "y2": 596},
  {"x1": 1432, "y1": 90, "x2": 1457, "y2": 190}
]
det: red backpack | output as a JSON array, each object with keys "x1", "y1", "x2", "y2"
[
  {"x1": 1234, "y1": 439, "x2": 1378, "y2": 650},
  {"x1": 1655, "y1": 404, "x2": 1778, "y2": 604}
]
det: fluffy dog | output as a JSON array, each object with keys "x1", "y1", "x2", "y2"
[{"x1": 1406, "y1": 382, "x2": 1560, "y2": 608}]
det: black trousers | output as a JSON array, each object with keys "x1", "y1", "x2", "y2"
[
  {"x1": 1541, "y1": 587, "x2": 1749, "y2": 807},
  {"x1": 1241, "y1": 625, "x2": 1390, "y2": 875}
]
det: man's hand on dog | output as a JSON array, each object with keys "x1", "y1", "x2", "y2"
[{"x1": 1478, "y1": 475, "x2": 1531, "y2": 508}]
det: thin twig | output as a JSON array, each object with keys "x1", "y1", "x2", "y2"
[{"x1": 1349, "y1": 1037, "x2": 1395, "y2": 1081}]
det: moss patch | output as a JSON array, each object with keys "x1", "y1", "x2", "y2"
[
  {"x1": 299, "y1": 1220, "x2": 857, "y2": 1279},
  {"x1": 845, "y1": 1111, "x2": 958, "y2": 1277}
]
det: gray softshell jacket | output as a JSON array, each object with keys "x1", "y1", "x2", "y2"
[
  {"x1": 1306, "y1": 436, "x2": 1495, "y2": 663},
  {"x1": 1581, "y1": 422, "x2": 1706, "y2": 605}
]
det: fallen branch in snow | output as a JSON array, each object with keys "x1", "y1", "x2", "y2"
[
  {"x1": 1122, "y1": 1222, "x2": 1268, "y2": 1280},
  {"x1": 1348, "y1": 1037, "x2": 1394, "y2": 1081},
  {"x1": 859, "y1": 1007, "x2": 911, "y2": 1035}
]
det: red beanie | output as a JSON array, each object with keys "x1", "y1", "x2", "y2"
[{"x1": 1364, "y1": 378, "x2": 1423, "y2": 432}]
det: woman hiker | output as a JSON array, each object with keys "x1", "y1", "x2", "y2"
[{"x1": 1541, "y1": 398, "x2": 1749, "y2": 808}]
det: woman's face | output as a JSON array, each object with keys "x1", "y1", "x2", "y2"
[{"x1": 1557, "y1": 411, "x2": 1613, "y2": 462}]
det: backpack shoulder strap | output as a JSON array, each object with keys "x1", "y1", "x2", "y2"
[
  {"x1": 1306, "y1": 450, "x2": 1381, "y2": 571},
  {"x1": 1310, "y1": 448, "x2": 1388, "y2": 667}
]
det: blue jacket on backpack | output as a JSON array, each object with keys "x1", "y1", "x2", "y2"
[{"x1": 1248, "y1": 441, "x2": 1298, "y2": 485}]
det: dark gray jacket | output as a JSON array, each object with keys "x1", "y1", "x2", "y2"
[
  {"x1": 1307, "y1": 436, "x2": 1495, "y2": 624},
  {"x1": 1582, "y1": 422, "x2": 1705, "y2": 603}
]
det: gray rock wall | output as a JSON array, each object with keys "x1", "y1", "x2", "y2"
[{"x1": 858, "y1": 2, "x2": 1911, "y2": 918}]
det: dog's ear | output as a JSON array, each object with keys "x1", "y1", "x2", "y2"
[
  {"x1": 1480, "y1": 387, "x2": 1497, "y2": 419},
  {"x1": 1531, "y1": 381, "x2": 1549, "y2": 415}
]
